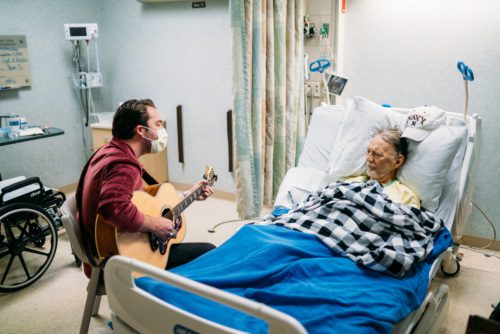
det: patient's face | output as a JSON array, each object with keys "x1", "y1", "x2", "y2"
[{"x1": 366, "y1": 135, "x2": 400, "y2": 185}]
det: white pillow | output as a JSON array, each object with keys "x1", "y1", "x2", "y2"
[
  {"x1": 274, "y1": 167, "x2": 330, "y2": 209},
  {"x1": 327, "y1": 96, "x2": 467, "y2": 212},
  {"x1": 328, "y1": 96, "x2": 406, "y2": 179},
  {"x1": 436, "y1": 133, "x2": 468, "y2": 230},
  {"x1": 298, "y1": 104, "x2": 347, "y2": 172},
  {"x1": 399, "y1": 116, "x2": 467, "y2": 212}
]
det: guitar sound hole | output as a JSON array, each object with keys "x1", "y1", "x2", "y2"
[
  {"x1": 162, "y1": 208, "x2": 173, "y2": 221},
  {"x1": 161, "y1": 207, "x2": 182, "y2": 231}
]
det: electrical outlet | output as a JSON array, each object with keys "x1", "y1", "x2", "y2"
[
  {"x1": 312, "y1": 82, "x2": 321, "y2": 97},
  {"x1": 73, "y1": 71, "x2": 102, "y2": 89},
  {"x1": 305, "y1": 82, "x2": 312, "y2": 96},
  {"x1": 87, "y1": 72, "x2": 102, "y2": 88},
  {"x1": 305, "y1": 81, "x2": 321, "y2": 97}
]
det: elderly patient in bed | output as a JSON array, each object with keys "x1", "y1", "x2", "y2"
[
  {"x1": 255, "y1": 127, "x2": 442, "y2": 277},
  {"x1": 342, "y1": 127, "x2": 420, "y2": 208}
]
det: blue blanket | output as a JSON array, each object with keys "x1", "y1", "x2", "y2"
[
  {"x1": 257, "y1": 181, "x2": 445, "y2": 277},
  {"x1": 136, "y1": 225, "x2": 452, "y2": 334}
]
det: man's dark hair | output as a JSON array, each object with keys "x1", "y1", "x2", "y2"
[{"x1": 112, "y1": 99, "x2": 156, "y2": 139}]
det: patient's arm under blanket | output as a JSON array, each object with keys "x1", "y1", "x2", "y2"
[{"x1": 256, "y1": 181, "x2": 444, "y2": 277}]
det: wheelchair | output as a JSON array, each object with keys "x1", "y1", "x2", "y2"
[{"x1": 0, "y1": 174, "x2": 66, "y2": 293}]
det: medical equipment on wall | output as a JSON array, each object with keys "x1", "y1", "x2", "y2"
[
  {"x1": 306, "y1": 57, "x2": 347, "y2": 109},
  {"x1": 456, "y1": 61, "x2": 474, "y2": 120},
  {"x1": 326, "y1": 73, "x2": 348, "y2": 96},
  {"x1": 303, "y1": 13, "x2": 340, "y2": 106},
  {"x1": 64, "y1": 23, "x2": 102, "y2": 127},
  {"x1": 64, "y1": 23, "x2": 102, "y2": 90},
  {"x1": 320, "y1": 23, "x2": 329, "y2": 40},
  {"x1": 304, "y1": 15, "x2": 316, "y2": 39},
  {"x1": 64, "y1": 23, "x2": 98, "y2": 41},
  {"x1": 309, "y1": 57, "x2": 331, "y2": 104}
]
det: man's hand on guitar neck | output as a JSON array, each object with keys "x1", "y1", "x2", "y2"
[
  {"x1": 140, "y1": 215, "x2": 176, "y2": 240},
  {"x1": 184, "y1": 180, "x2": 214, "y2": 201}
]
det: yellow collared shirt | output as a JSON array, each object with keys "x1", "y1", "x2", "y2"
[{"x1": 343, "y1": 176, "x2": 420, "y2": 209}]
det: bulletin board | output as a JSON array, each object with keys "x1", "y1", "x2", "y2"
[{"x1": 0, "y1": 35, "x2": 31, "y2": 90}]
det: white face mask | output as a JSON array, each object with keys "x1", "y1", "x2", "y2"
[{"x1": 141, "y1": 126, "x2": 168, "y2": 153}]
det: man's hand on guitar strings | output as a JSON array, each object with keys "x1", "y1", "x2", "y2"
[
  {"x1": 189, "y1": 179, "x2": 214, "y2": 201},
  {"x1": 140, "y1": 215, "x2": 176, "y2": 240}
]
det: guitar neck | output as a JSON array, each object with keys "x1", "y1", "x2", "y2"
[{"x1": 171, "y1": 184, "x2": 204, "y2": 218}]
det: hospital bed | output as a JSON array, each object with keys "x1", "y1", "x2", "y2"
[{"x1": 104, "y1": 96, "x2": 481, "y2": 334}]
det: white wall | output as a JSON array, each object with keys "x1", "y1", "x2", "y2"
[
  {"x1": 339, "y1": 0, "x2": 500, "y2": 239},
  {"x1": 96, "y1": 0, "x2": 234, "y2": 192},
  {"x1": 1, "y1": 0, "x2": 235, "y2": 193}
]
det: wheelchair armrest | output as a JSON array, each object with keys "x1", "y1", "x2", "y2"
[{"x1": 0, "y1": 177, "x2": 44, "y2": 203}]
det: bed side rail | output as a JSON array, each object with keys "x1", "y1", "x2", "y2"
[
  {"x1": 427, "y1": 114, "x2": 480, "y2": 280},
  {"x1": 393, "y1": 284, "x2": 449, "y2": 334},
  {"x1": 454, "y1": 114, "x2": 482, "y2": 238},
  {"x1": 104, "y1": 255, "x2": 307, "y2": 334}
]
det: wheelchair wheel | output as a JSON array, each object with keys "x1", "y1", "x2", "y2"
[{"x1": 0, "y1": 203, "x2": 58, "y2": 292}]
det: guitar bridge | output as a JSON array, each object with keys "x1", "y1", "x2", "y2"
[{"x1": 148, "y1": 233, "x2": 169, "y2": 255}]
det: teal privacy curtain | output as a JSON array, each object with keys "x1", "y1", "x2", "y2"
[{"x1": 231, "y1": 0, "x2": 305, "y2": 218}]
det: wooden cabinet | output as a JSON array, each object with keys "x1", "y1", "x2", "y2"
[{"x1": 90, "y1": 123, "x2": 168, "y2": 183}]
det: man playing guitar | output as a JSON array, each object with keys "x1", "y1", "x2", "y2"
[{"x1": 77, "y1": 98, "x2": 215, "y2": 278}]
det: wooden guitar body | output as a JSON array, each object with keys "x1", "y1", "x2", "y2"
[{"x1": 95, "y1": 183, "x2": 185, "y2": 270}]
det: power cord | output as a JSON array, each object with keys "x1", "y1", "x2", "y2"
[
  {"x1": 460, "y1": 245, "x2": 499, "y2": 259},
  {"x1": 459, "y1": 199, "x2": 498, "y2": 259},
  {"x1": 460, "y1": 200, "x2": 497, "y2": 249},
  {"x1": 207, "y1": 217, "x2": 261, "y2": 233}
]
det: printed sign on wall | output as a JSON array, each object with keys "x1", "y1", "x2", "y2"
[{"x1": 0, "y1": 35, "x2": 31, "y2": 90}]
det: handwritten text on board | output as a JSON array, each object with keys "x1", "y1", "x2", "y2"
[{"x1": 0, "y1": 35, "x2": 31, "y2": 89}]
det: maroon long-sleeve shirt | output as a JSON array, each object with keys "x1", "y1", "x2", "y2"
[{"x1": 80, "y1": 138, "x2": 145, "y2": 277}]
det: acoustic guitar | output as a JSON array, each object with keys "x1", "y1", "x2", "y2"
[{"x1": 95, "y1": 166, "x2": 217, "y2": 270}]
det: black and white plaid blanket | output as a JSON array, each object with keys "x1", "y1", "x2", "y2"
[{"x1": 256, "y1": 181, "x2": 444, "y2": 277}]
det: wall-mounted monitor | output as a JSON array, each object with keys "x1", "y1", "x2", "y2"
[{"x1": 64, "y1": 23, "x2": 98, "y2": 41}]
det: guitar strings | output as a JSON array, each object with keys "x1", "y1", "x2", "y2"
[{"x1": 160, "y1": 184, "x2": 208, "y2": 231}]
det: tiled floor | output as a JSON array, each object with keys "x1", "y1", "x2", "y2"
[
  {"x1": 0, "y1": 195, "x2": 498, "y2": 333},
  {"x1": 433, "y1": 246, "x2": 500, "y2": 333}
]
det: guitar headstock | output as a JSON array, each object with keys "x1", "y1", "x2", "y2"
[{"x1": 203, "y1": 165, "x2": 218, "y2": 186}]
